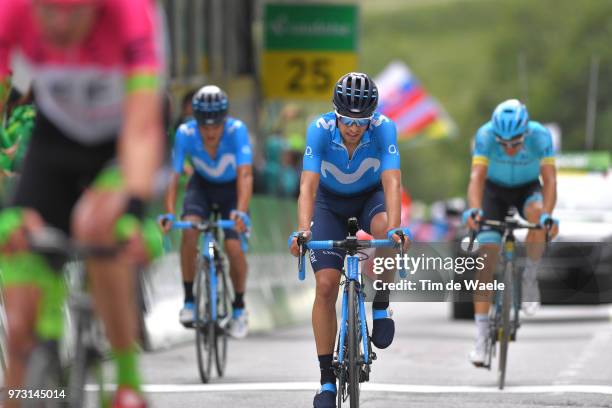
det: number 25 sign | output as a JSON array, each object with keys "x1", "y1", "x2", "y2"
[{"x1": 262, "y1": 3, "x2": 359, "y2": 101}]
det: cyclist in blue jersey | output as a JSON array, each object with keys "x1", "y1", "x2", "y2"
[
  {"x1": 289, "y1": 72, "x2": 410, "y2": 408},
  {"x1": 463, "y1": 99, "x2": 559, "y2": 366},
  {"x1": 160, "y1": 85, "x2": 253, "y2": 339}
]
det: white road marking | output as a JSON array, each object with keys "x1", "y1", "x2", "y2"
[{"x1": 85, "y1": 382, "x2": 612, "y2": 395}]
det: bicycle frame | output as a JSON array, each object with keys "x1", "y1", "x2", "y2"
[{"x1": 337, "y1": 255, "x2": 370, "y2": 366}]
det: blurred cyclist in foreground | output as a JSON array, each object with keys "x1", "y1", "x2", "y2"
[
  {"x1": 463, "y1": 99, "x2": 558, "y2": 367},
  {"x1": 0, "y1": 0, "x2": 164, "y2": 406}
]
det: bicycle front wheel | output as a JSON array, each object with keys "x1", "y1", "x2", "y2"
[
  {"x1": 498, "y1": 261, "x2": 513, "y2": 390},
  {"x1": 215, "y1": 258, "x2": 231, "y2": 377},
  {"x1": 347, "y1": 280, "x2": 360, "y2": 408},
  {"x1": 195, "y1": 258, "x2": 214, "y2": 383},
  {"x1": 23, "y1": 341, "x2": 64, "y2": 408}
]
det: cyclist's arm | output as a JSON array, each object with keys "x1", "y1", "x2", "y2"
[
  {"x1": 234, "y1": 122, "x2": 253, "y2": 213},
  {"x1": 164, "y1": 172, "x2": 180, "y2": 215},
  {"x1": 119, "y1": 0, "x2": 164, "y2": 200},
  {"x1": 297, "y1": 171, "x2": 319, "y2": 231},
  {"x1": 376, "y1": 116, "x2": 402, "y2": 230},
  {"x1": 236, "y1": 165, "x2": 253, "y2": 213},
  {"x1": 540, "y1": 164, "x2": 557, "y2": 214},
  {"x1": 381, "y1": 169, "x2": 402, "y2": 230},
  {"x1": 118, "y1": 89, "x2": 163, "y2": 199},
  {"x1": 467, "y1": 164, "x2": 487, "y2": 209}
]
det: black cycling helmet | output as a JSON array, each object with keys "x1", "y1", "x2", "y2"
[
  {"x1": 192, "y1": 85, "x2": 229, "y2": 125},
  {"x1": 332, "y1": 72, "x2": 378, "y2": 118}
]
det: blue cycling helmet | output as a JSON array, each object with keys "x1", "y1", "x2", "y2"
[
  {"x1": 192, "y1": 85, "x2": 228, "y2": 125},
  {"x1": 333, "y1": 72, "x2": 378, "y2": 118},
  {"x1": 491, "y1": 99, "x2": 529, "y2": 139}
]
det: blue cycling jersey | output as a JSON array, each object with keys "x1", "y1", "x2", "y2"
[
  {"x1": 472, "y1": 121, "x2": 555, "y2": 187},
  {"x1": 303, "y1": 111, "x2": 400, "y2": 195},
  {"x1": 172, "y1": 117, "x2": 253, "y2": 183}
]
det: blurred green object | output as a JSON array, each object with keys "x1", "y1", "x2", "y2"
[
  {"x1": 0, "y1": 104, "x2": 35, "y2": 172},
  {"x1": 557, "y1": 151, "x2": 611, "y2": 172}
]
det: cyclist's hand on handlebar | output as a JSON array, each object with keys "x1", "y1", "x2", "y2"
[
  {"x1": 230, "y1": 210, "x2": 250, "y2": 234},
  {"x1": 462, "y1": 208, "x2": 482, "y2": 231},
  {"x1": 158, "y1": 213, "x2": 174, "y2": 234},
  {"x1": 539, "y1": 213, "x2": 559, "y2": 239},
  {"x1": 289, "y1": 230, "x2": 311, "y2": 257},
  {"x1": 387, "y1": 227, "x2": 411, "y2": 251},
  {"x1": 0, "y1": 208, "x2": 45, "y2": 254}
]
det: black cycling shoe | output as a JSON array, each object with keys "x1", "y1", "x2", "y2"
[
  {"x1": 313, "y1": 383, "x2": 336, "y2": 408},
  {"x1": 371, "y1": 309, "x2": 395, "y2": 349}
]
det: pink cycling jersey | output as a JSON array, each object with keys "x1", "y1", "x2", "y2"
[{"x1": 0, "y1": 0, "x2": 162, "y2": 144}]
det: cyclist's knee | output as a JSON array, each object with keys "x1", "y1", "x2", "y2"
[
  {"x1": 369, "y1": 213, "x2": 388, "y2": 239},
  {"x1": 523, "y1": 201, "x2": 543, "y2": 224},
  {"x1": 315, "y1": 271, "x2": 340, "y2": 303},
  {"x1": 224, "y1": 239, "x2": 243, "y2": 258},
  {"x1": 6, "y1": 307, "x2": 36, "y2": 357}
]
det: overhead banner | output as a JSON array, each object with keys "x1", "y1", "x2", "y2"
[
  {"x1": 375, "y1": 61, "x2": 456, "y2": 141},
  {"x1": 262, "y1": 3, "x2": 359, "y2": 100}
]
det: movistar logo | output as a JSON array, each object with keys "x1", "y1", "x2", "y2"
[
  {"x1": 321, "y1": 158, "x2": 380, "y2": 184},
  {"x1": 316, "y1": 117, "x2": 336, "y2": 130},
  {"x1": 193, "y1": 154, "x2": 236, "y2": 178}
]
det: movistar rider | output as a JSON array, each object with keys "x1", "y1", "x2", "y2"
[
  {"x1": 160, "y1": 85, "x2": 253, "y2": 339},
  {"x1": 463, "y1": 99, "x2": 559, "y2": 366},
  {"x1": 289, "y1": 72, "x2": 410, "y2": 408}
]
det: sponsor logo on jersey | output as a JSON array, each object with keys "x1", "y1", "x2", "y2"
[
  {"x1": 193, "y1": 154, "x2": 236, "y2": 178},
  {"x1": 320, "y1": 158, "x2": 380, "y2": 184},
  {"x1": 316, "y1": 117, "x2": 336, "y2": 131}
]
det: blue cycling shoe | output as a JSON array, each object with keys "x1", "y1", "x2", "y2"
[
  {"x1": 371, "y1": 308, "x2": 394, "y2": 349},
  {"x1": 313, "y1": 383, "x2": 336, "y2": 408}
]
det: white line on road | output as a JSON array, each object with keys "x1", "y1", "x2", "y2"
[{"x1": 86, "y1": 383, "x2": 612, "y2": 395}]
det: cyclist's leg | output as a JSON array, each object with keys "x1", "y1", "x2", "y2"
[
  {"x1": 470, "y1": 181, "x2": 505, "y2": 365},
  {"x1": 2, "y1": 132, "x2": 74, "y2": 397},
  {"x1": 310, "y1": 202, "x2": 346, "y2": 402},
  {"x1": 360, "y1": 188, "x2": 395, "y2": 349},
  {"x1": 179, "y1": 174, "x2": 209, "y2": 323},
  {"x1": 517, "y1": 182, "x2": 548, "y2": 311}
]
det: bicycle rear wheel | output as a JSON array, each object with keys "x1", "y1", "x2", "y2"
[
  {"x1": 23, "y1": 341, "x2": 65, "y2": 408},
  {"x1": 195, "y1": 258, "x2": 214, "y2": 383},
  {"x1": 497, "y1": 261, "x2": 513, "y2": 389},
  {"x1": 347, "y1": 280, "x2": 360, "y2": 408},
  {"x1": 215, "y1": 258, "x2": 231, "y2": 377}
]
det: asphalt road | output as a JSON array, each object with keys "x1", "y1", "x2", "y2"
[{"x1": 91, "y1": 302, "x2": 612, "y2": 408}]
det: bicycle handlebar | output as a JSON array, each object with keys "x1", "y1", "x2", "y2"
[
  {"x1": 163, "y1": 217, "x2": 249, "y2": 253},
  {"x1": 466, "y1": 214, "x2": 552, "y2": 250}
]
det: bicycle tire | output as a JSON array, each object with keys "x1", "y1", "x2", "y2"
[
  {"x1": 23, "y1": 341, "x2": 65, "y2": 408},
  {"x1": 497, "y1": 261, "x2": 513, "y2": 390},
  {"x1": 347, "y1": 280, "x2": 360, "y2": 408},
  {"x1": 195, "y1": 257, "x2": 214, "y2": 383},
  {"x1": 67, "y1": 313, "x2": 90, "y2": 408},
  {"x1": 136, "y1": 269, "x2": 153, "y2": 352},
  {"x1": 215, "y1": 258, "x2": 230, "y2": 377}
]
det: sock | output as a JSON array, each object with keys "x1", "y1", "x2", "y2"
[
  {"x1": 183, "y1": 281, "x2": 194, "y2": 303},
  {"x1": 475, "y1": 313, "x2": 489, "y2": 339},
  {"x1": 318, "y1": 354, "x2": 335, "y2": 386},
  {"x1": 524, "y1": 258, "x2": 540, "y2": 281},
  {"x1": 113, "y1": 347, "x2": 141, "y2": 391},
  {"x1": 373, "y1": 289, "x2": 390, "y2": 311},
  {"x1": 232, "y1": 292, "x2": 245, "y2": 310}
]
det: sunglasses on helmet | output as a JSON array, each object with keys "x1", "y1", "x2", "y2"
[
  {"x1": 495, "y1": 135, "x2": 525, "y2": 148},
  {"x1": 335, "y1": 111, "x2": 372, "y2": 127}
]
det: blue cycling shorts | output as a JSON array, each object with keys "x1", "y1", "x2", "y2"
[
  {"x1": 182, "y1": 174, "x2": 240, "y2": 240},
  {"x1": 310, "y1": 184, "x2": 386, "y2": 272}
]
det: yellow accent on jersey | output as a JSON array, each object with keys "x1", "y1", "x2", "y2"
[
  {"x1": 472, "y1": 156, "x2": 489, "y2": 166},
  {"x1": 541, "y1": 157, "x2": 556, "y2": 166}
]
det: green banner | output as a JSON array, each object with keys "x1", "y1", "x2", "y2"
[
  {"x1": 264, "y1": 3, "x2": 358, "y2": 51},
  {"x1": 557, "y1": 151, "x2": 610, "y2": 172}
]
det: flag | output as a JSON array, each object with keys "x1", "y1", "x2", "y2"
[{"x1": 375, "y1": 61, "x2": 454, "y2": 141}]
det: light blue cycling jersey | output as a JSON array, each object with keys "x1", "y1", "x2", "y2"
[
  {"x1": 172, "y1": 117, "x2": 252, "y2": 183},
  {"x1": 472, "y1": 121, "x2": 555, "y2": 187},
  {"x1": 303, "y1": 111, "x2": 400, "y2": 196}
]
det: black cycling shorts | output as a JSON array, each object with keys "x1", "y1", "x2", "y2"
[
  {"x1": 181, "y1": 173, "x2": 241, "y2": 240},
  {"x1": 481, "y1": 179, "x2": 542, "y2": 222},
  {"x1": 10, "y1": 112, "x2": 115, "y2": 234}
]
